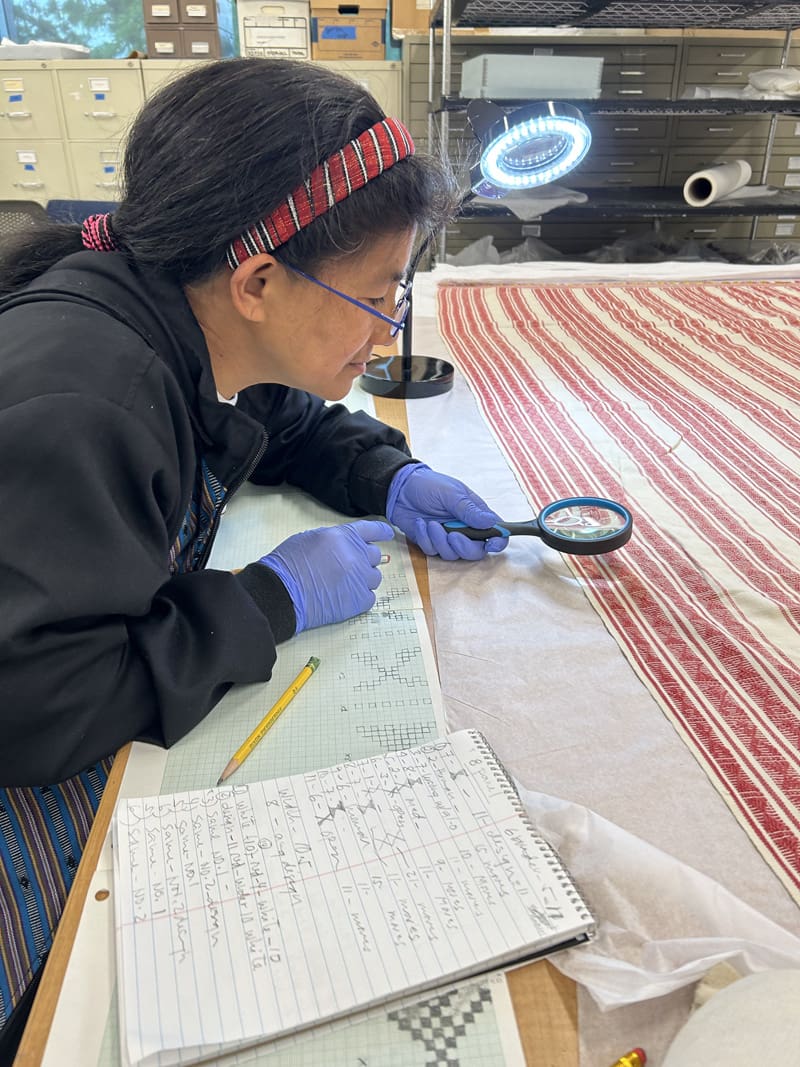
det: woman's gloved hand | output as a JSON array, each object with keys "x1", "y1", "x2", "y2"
[
  {"x1": 260, "y1": 520, "x2": 394, "y2": 633},
  {"x1": 386, "y1": 463, "x2": 507, "y2": 561}
]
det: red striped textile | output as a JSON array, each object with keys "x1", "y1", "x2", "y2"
[{"x1": 438, "y1": 280, "x2": 800, "y2": 902}]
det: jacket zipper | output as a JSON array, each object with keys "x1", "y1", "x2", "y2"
[{"x1": 196, "y1": 428, "x2": 269, "y2": 570}]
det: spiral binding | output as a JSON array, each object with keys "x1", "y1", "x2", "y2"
[{"x1": 465, "y1": 728, "x2": 596, "y2": 930}]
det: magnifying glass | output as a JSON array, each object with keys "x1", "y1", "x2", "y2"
[{"x1": 443, "y1": 496, "x2": 633, "y2": 556}]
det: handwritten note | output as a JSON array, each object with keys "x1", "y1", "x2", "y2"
[{"x1": 113, "y1": 730, "x2": 593, "y2": 1067}]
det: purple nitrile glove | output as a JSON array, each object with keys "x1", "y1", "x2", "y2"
[
  {"x1": 259, "y1": 520, "x2": 394, "y2": 633},
  {"x1": 386, "y1": 463, "x2": 507, "y2": 561}
]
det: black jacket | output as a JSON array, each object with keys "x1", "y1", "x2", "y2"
[{"x1": 0, "y1": 252, "x2": 412, "y2": 786}]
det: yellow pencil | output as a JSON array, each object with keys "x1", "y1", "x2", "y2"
[{"x1": 216, "y1": 656, "x2": 320, "y2": 784}]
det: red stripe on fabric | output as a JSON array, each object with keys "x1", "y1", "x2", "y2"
[
  {"x1": 445, "y1": 279, "x2": 800, "y2": 802},
  {"x1": 437, "y1": 281, "x2": 800, "y2": 897},
  {"x1": 372, "y1": 122, "x2": 393, "y2": 169},
  {"x1": 230, "y1": 238, "x2": 249, "y2": 264},
  {"x1": 622, "y1": 284, "x2": 800, "y2": 442},
  {"x1": 359, "y1": 128, "x2": 380, "y2": 176},
  {"x1": 309, "y1": 162, "x2": 330, "y2": 213},
  {"x1": 292, "y1": 186, "x2": 314, "y2": 229},
  {"x1": 494, "y1": 284, "x2": 800, "y2": 745},
  {"x1": 519, "y1": 286, "x2": 800, "y2": 614},
  {"x1": 266, "y1": 202, "x2": 295, "y2": 246},
  {"x1": 452, "y1": 285, "x2": 800, "y2": 857}
]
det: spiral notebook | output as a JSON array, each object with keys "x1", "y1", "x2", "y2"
[{"x1": 112, "y1": 730, "x2": 594, "y2": 1067}]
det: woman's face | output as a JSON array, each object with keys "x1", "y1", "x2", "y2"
[{"x1": 259, "y1": 228, "x2": 417, "y2": 401}]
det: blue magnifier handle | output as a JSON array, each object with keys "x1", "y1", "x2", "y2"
[{"x1": 442, "y1": 521, "x2": 539, "y2": 540}]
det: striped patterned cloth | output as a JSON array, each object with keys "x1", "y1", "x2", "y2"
[
  {"x1": 0, "y1": 760, "x2": 111, "y2": 1029},
  {"x1": 438, "y1": 279, "x2": 800, "y2": 902}
]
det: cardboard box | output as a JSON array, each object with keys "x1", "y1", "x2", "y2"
[
  {"x1": 390, "y1": 0, "x2": 431, "y2": 38},
  {"x1": 146, "y1": 25, "x2": 221, "y2": 56},
  {"x1": 179, "y1": 0, "x2": 217, "y2": 22},
  {"x1": 311, "y1": 3, "x2": 384, "y2": 60},
  {"x1": 460, "y1": 53, "x2": 604, "y2": 100},
  {"x1": 237, "y1": 2, "x2": 311, "y2": 59},
  {"x1": 142, "y1": 0, "x2": 180, "y2": 25}
]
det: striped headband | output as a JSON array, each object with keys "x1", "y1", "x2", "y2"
[{"x1": 226, "y1": 117, "x2": 414, "y2": 269}]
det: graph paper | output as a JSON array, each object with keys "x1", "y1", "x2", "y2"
[
  {"x1": 98, "y1": 422, "x2": 520, "y2": 1067},
  {"x1": 160, "y1": 481, "x2": 445, "y2": 792}
]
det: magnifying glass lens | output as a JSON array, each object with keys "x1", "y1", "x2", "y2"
[{"x1": 543, "y1": 503, "x2": 628, "y2": 541}]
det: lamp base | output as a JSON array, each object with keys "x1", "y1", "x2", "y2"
[{"x1": 360, "y1": 354, "x2": 454, "y2": 399}]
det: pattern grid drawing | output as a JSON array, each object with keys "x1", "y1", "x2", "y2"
[
  {"x1": 438, "y1": 279, "x2": 800, "y2": 902},
  {"x1": 388, "y1": 982, "x2": 494, "y2": 1066}
]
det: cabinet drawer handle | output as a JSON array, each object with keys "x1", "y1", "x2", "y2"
[
  {"x1": 707, "y1": 126, "x2": 734, "y2": 132},
  {"x1": 84, "y1": 110, "x2": 117, "y2": 118},
  {"x1": 609, "y1": 161, "x2": 636, "y2": 167},
  {"x1": 13, "y1": 180, "x2": 44, "y2": 189},
  {"x1": 618, "y1": 70, "x2": 645, "y2": 76},
  {"x1": 621, "y1": 51, "x2": 647, "y2": 58},
  {"x1": 2, "y1": 110, "x2": 33, "y2": 119},
  {"x1": 614, "y1": 126, "x2": 641, "y2": 132},
  {"x1": 715, "y1": 71, "x2": 744, "y2": 77},
  {"x1": 691, "y1": 228, "x2": 718, "y2": 234},
  {"x1": 94, "y1": 180, "x2": 119, "y2": 188},
  {"x1": 605, "y1": 178, "x2": 634, "y2": 184},
  {"x1": 616, "y1": 89, "x2": 645, "y2": 95},
  {"x1": 719, "y1": 52, "x2": 747, "y2": 58}
]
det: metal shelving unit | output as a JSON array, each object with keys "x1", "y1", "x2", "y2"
[
  {"x1": 431, "y1": 1, "x2": 800, "y2": 32},
  {"x1": 427, "y1": 0, "x2": 800, "y2": 248}
]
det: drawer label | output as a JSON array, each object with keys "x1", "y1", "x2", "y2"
[
  {"x1": 16, "y1": 150, "x2": 37, "y2": 163},
  {"x1": 186, "y1": 4, "x2": 208, "y2": 14},
  {"x1": 3, "y1": 78, "x2": 24, "y2": 92},
  {"x1": 89, "y1": 77, "x2": 110, "y2": 92}
]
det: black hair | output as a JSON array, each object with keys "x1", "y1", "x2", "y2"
[{"x1": 0, "y1": 58, "x2": 459, "y2": 295}]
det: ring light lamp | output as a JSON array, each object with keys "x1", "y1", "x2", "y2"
[
  {"x1": 467, "y1": 99, "x2": 592, "y2": 199},
  {"x1": 360, "y1": 99, "x2": 591, "y2": 400}
]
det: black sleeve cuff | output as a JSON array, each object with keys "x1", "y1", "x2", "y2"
[
  {"x1": 348, "y1": 444, "x2": 416, "y2": 516},
  {"x1": 236, "y1": 563, "x2": 298, "y2": 644}
]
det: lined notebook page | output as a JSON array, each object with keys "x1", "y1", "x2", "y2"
[{"x1": 113, "y1": 729, "x2": 593, "y2": 1067}]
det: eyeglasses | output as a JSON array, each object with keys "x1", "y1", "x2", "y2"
[{"x1": 280, "y1": 235, "x2": 432, "y2": 339}]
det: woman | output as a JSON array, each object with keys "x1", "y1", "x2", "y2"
[{"x1": 0, "y1": 57, "x2": 506, "y2": 1054}]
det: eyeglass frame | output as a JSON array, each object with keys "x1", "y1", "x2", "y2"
[{"x1": 279, "y1": 234, "x2": 432, "y2": 338}]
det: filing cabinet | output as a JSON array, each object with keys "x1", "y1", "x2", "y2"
[
  {"x1": 179, "y1": 0, "x2": 217, "y2": 22},
  {"x1": 143, "y1": 0, "x2": 180, "y2": 22},
  {"x1": 0, "y1": 66, "x2": 63, "y2": 140},
  {"x1": 140, "y1": 58, "x2": 205, "y2": 96},
  {"x1": 0, "y1": 140, "x2": 72, "y2": 200},
  {"x1": 1, "y1": 57, "x2": 404, "y2": 206},
  {"x1": 315, "y1": 60, "x2": 402, "y2": 119},
  {"x1": 0, "y1": 64, "x2": 74, "y2": 202},
  {"x1": 54, "y1": 61, "x2": 143, "y2": 142},
  {"x1": 0, "y1": 61, "x2": 140, "y2": 203},
  {"x1": 67, "y1": 140, "x2": 125, "y2": 200},
  {"x1": 142, "y1": 0, "x2": 222, "y2": 58}
]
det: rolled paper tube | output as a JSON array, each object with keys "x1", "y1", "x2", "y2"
[{"x1": 682, "y1": 159, "x2": 753, "y2": 207}]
